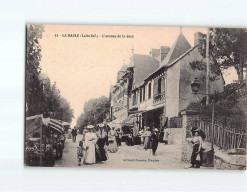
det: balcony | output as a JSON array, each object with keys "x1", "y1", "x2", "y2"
[{"x1": 153, "y1": 92, "x2": 165, "y2": 104}]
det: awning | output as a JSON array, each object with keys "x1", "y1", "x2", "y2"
[
  {"x1": 107, "y1": 118, "x2": 124, "y2": 129},
  {"x1": 121, "y1": 114, "x2": 136, "y2": 126},
  {"x1": 49, "y1": 119, "x2": 64, "y2": 134}
]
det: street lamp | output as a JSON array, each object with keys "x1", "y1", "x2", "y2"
[{"x1": 191, "y1": 78, "x2": 215, "y2": 166}]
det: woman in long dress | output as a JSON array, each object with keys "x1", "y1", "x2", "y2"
[
  {"x1": 108, "y1": 128, "x2": 118, "y2": 153},
  {"x1": 190, "y1": 129, "x2": 203, "y2": 168},
  {"x1": 142, "y1": 127, "x2": 152, "y2": 150},
  {"x1": 95, "y1": 125, "x2": 108, "y2": 163},
  {"x1": 84, "y1": 126, "x2": 97, "y2": 164}
]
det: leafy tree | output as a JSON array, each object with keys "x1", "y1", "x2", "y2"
[
  {"x1": 192, "y1": 28, "x2": 247, "y2": 82},
  {"x1": 76, "y1": 96, "x2": 110, "y2": 131},
  {"x1": 26, "y1": 24, "x2": 45, "y2": 116},
  {"x1": 26, "y1": 25, "x2": 74, "y2": 122}
]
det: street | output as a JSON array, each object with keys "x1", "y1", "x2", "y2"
[{"x1": 55, "y1": 134, "x2": 187, "y2": 169}]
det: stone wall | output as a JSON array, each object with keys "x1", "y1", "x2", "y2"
[{"x1": 168, "y1": 128, "x2": 184, "y2": 145}]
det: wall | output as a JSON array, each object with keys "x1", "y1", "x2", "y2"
[
  {"x1": 165, "y1": 61, "x2": 180, "y2": 118},
  {"x1": 179, "y1": 47, "x2": 224, "y2": 113}
]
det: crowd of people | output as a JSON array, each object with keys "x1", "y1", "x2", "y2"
[
  {"x1": 76, "y1": 124, "x2": 121, "y2": 166},
  {"x1": 74, "y1": 123, "x2": 205, "y2": 168}
]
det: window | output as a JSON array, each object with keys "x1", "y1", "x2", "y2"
[
  {"x1": 133, "y1": 92, "x2": 137, "y2": 106},
  {"x1": 143, "y1": 86, "x2": 145, "y2": 101},
  {"x1": 140, "y1": 89, "x2": 142, "y2": 102},
  {"x1": 148, "y1": 83, "x2": 151, "y2": 98},
  {"x1": 158, "y1": 78, "x2": 162, "y2": 94}
]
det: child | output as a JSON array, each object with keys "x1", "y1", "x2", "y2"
[{"x1": 77, "y1": 141, "x2": 84, "y2": 166}]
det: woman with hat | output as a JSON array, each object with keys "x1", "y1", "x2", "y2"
[
  {"x1": 142, "y1": 126, "x2": 152, "y2": 150},
  {"x1": 84, "y1": 125, "x2": 98, "y2": 165},
  {"x1": 95, "y1": 124, "x2": 108, "y2": 163},
  {"x1": 190, "y1": 127, "x2": 203, "y2": 168},
  {"x1": 108, "y1": 127, "x2": 118, "y2": 153}
]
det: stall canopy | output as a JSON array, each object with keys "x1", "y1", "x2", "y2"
[
  {"x1": 107, "y1": 118, "x2": 124, "y2": 129},
  {"x1": 122, "y1": 114, "x2": 136, "y2": 126},
  {"x1": 49, "y1": 119, "x2": 64, "y2": 134}
]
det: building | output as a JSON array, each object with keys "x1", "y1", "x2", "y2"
[{"x1": 109, "y1": 32, "x2": 225, "y2": 130}]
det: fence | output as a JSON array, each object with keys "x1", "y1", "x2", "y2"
[{"x1": 197, "y1": 119, "x2": 246, "y2": 150}]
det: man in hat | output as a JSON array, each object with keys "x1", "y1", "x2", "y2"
[{"x1": 150, "y1": 128, "x2": 159, "y2": 156}]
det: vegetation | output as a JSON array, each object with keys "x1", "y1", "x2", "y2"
[
  {"x1": 190, "y1": 28, "x2": 247, "y2": 82},
  {"x1": 26, "y1": 25, "x2": 74, "y2": 123},
  {"x1": 186, "y1": 82, "x2": 247, "y2": 129},
  {"x1": 76, "y1": 96, "x2": 110, "y2": 131}
]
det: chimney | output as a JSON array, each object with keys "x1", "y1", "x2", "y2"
[
  {"x1": 160, "y1": 46, "x2": 170, "y2": 62},
  {"x1": 150, "y1": 49, "x2": 160, "y2": 61},
  {"x1": 194, "y1": 32, "x2": 204, "y2": 53}
]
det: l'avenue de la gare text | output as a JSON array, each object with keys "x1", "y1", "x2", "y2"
[{"x1": 57, "y1": 34, "x2": 134, "y2": 38}]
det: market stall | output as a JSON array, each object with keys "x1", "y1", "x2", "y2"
[{"x1": 25, "y1": 115, "x2": 65, "y2": 167}]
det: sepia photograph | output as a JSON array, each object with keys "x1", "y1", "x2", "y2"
[{"x1": 25, "y1": 24, "x2": 247, "y2": 170}]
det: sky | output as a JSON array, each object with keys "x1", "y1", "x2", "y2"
[{"x1": 39, "y1": 25, "x2": 237, "y2": 127}]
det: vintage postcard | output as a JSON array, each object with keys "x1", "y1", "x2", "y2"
[{"x1": 25, "y1": 25, "x2": 247, "y2": 169}]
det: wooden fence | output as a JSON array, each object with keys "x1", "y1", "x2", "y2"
[{"x1": 198, "y1": 120, "x2": 246, "y2": 150}]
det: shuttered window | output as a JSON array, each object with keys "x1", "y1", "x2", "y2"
[
  {"x1": 153, "y1": 79, "x2": 158, "y2": 97},
  {"x1": 158, "y1": 78, "x2": 162, "y2": 94},
  {"x1": 143, "y1": 86, "x2": 145, "y2": 101},
  {"x1": 148, "y1": 83, "x2": 151, "y2": 99},
  {"x1": 140, "y1": 89, "x2": 142, "y2": 102}
]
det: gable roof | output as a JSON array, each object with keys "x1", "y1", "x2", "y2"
[
  {"x1": 132, "y1": 54, "x2": 159, "y2": 88},
  {"x1": 161, "y1": 33, "x2": 191, "y2": 66}
]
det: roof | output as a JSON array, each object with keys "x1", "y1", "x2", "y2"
[
  {"x1": 161, "y1": 33, "x2": 191, "y2": 66},
  {"x1": 132, "y1": 54, "x2": 159, "y2": 87},
  {"x1": 145, "y1": 46, "x2": 197, "y2": 81},
  {"x1": 119, "y1": 65, "x2": 128, "y2": 72}
]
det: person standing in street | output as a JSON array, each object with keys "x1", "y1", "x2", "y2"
[
  {"x1": 142, "y1": 127, "x2": 152, "y2": 150},
  {"x1": 84, "y1": 125, "x2": 97, "y2": 165},
  {"x1": 95, "y1": 124, "x2": 108, "y2": 163},
  {"x1": 190, "y1": 128, "x2": 203, "y2": 168},
  {"x1": 163, "y1": 128, "x2": 170, "y2": 145},
  {"x1": 150, "y1": 128, "x2": 159, "y2": 156},
  {"x1": 108, "y1": 127, "x2": 118, "y2": 153}
]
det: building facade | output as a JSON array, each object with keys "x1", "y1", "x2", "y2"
[{"x1": 109, "y1": 32, "x2": 225, "y2": 130}]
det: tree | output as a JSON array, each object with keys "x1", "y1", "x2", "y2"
[
  {"x1": 26, "y1": 24, "x2": 45, "y2": 116},
  {"x1": 194, "y1": 28, "x2": 247, "y2": 82},
  {"x1": 76, "y1": 96, "x2": 110, "y2": 131},
  {"x1": 26, "y1": 25, "x2": 74, "y2": 122}
]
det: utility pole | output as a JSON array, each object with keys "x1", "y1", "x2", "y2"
[{"x1": 206, "y1": 28, "x2": 210, "y2": 105}]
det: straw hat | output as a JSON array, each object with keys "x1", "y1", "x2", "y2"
[
  {"x1": 98, "y1": 123, "x2": 104, "y2": 128},
  {"x1": 86, "y1": 125, "x2": 94, "y2": 129},
  {"x1": 154, "y1": 128, "x2": 159, "y2": 132}
]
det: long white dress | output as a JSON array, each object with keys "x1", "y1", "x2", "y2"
[{"x1": 84, "y1": 132, "x2": 97, "y2": 164}]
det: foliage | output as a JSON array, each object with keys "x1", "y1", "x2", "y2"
[
  {"x1": 186, "y1": 82, "x2": 247, "y2": 128},
  {"x1": 191, "y1": 28, "x2": 247, "y2": 81},
  {"x1": 26, "y1": 25, "x2": 74, "y2": 123},
  {"x1": 76, "y1": 96, "x2": 110, "y2": 131},
  {"x1": 26, "y1": 24, "x2": 45, "y2": 115}
]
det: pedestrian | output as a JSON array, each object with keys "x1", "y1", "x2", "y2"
[
  {"x1": 142, "y1": 126, "x2": 152, "y2": 150},
  {"x1": 84, "y1": 125, "x2": 97, "y2": 165},
  {"x1": 150, "y1": 128, "x2": 159, "y2": 156},
  {"x1": 190, "y1": 128, "x2": 203, "y2": 168},
  {"x1": 108, "y1": 127, "x2": 118, "y2": 153},
  {"x1": 163, "y1": 128, "x2": 170, "y2": 145},
  {"x1": 73, "y1": 127, "x2": 77, "y2": 142},
  {"x1": 95, "y1": 124, "x2": 108, "y2": 163},
  {"x1": 116, "y1": 128, "x2": 122, "y2": 147},
  {"x1": 77, "y1": 141, "x2": 84, "y2": 166}
]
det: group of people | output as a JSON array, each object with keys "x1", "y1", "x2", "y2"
[
  {"x1": 141, "y1": 126, "x2": 169, "y2": 156},
  {"x1": 77, "y1": 124, "x2": 120, "y2": 166}
]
